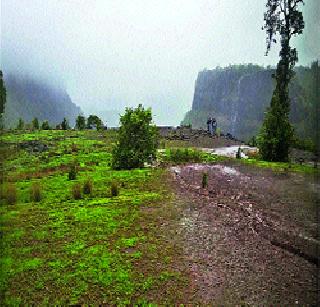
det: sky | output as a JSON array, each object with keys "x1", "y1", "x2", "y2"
[{"x1": 1, "y1": 0, "x2": 319, "y2": 125}]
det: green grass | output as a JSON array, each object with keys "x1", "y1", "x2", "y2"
[
  {"x1": 239, "y1": 157, "x2": 319, "y2": 174},
  {"x1": 0, "y1": 130, "x2": 191, "y2": 305}
]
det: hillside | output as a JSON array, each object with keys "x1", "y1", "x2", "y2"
[
  {"x1": 3, "y1": 74, "x2": 82, "y2": 128},
  {"x1": 182, "y1": 63, "x2": 319, "y2": 142}
]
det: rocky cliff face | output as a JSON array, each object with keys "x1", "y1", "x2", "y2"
[
  {"x1": 3, "y1": 74, "x2": 82, "y2": 128},
  {"x1": 183, "y1": 65, "x2": 316, "y2": 141}
]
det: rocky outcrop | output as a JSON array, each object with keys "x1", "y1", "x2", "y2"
[{"x1": 182, "y1": 64, "x2": 317, "y2": 141}]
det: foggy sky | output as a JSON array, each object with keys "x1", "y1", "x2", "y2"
[{"x1": 1, "y1": 0, "x2": 319, "y2": 125}]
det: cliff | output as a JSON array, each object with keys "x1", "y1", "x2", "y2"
[
  {"x1": 182, "y1": 64, "x2": 319, "y2": 141},
  {"x1": 3, "y1": 74, "x2": 82, "y2": 128}
]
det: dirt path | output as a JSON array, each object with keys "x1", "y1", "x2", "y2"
[{"x1": 169, "y1": 162, "x2": 320, "y2": 305}]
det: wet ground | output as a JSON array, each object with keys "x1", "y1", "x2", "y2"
[{"x1": 170, "y1": 162, "x2": 320, "y2": 305}]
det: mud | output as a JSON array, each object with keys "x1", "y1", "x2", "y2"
[{"x1": 170, "y1": 162, "x2": 320, "y2": 305}]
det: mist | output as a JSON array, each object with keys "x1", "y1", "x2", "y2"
[{"x1": 1, "y1": 0, "x2": 319, "y2": 126}]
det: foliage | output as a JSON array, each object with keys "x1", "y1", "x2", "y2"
[
  {"x1": 258, "y1": 90, "x2": 293, "y2": 161},
  {"x1": 32, "y1": 117, "x2": 39, "y2": 130},
  {"x1": 61, "y1": 117, "x2": 70, "y2": 130},
  {"x1": 76, "y1": 115, "x2": 86, "y2": 130},
  {"x1": 41, "y1": 120, "x2": 50, "y2": 130},
  {"x1": 30, "y1": 182, "x2": 41, "y2": 202},
  {"x1": 16, "y1": 118, "x2": 24, "y2": 130},
  {"x1": 260, "y1": 0, "x2": 304, "y2": 162},
  {"x1": 87, "y1": 115, "x2": 103, "y2": 130},
  {"x1": 112, "y1": 104, "x2": 158, "y2": 170}
]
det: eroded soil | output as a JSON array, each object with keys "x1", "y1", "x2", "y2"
[{"x1": 169, "y1": 162, "x2": 320, "y2": 305}]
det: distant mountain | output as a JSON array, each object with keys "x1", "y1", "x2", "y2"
[
  {"x1": 3, "y1": 74, "x2": 82, "y2": 128},
  {"x1": 181, "y1": 63, "x2": 319, "y2": 142}
]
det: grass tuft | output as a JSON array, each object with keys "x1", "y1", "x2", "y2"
[
  {"x1": 30, "y1": 182, "x2": 42, "y2": 202},
  {"x1": 72, "y1": 183, "x2": 82, "y2": 200},
  {"x1": 83, "y1": 179, "x2": 93, "y2": 195},
  {"x1": 6, "y1": 183, "x2": 17, "y2": 205},
  {"x1": 110, "y1": 181, "x2": 119, "y2": 197}
]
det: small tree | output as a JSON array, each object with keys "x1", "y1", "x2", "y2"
[
  {"x1": 32, "y1": 117, "x2": 40, "y2": 130},
  {"x1": 76, "y1": 115, "x2": 86, "y2": 130},
  {"x1": 61, "y1": 117, "x2": 69, "y2": 130},
  {"x1": 41, "y1": 120, "x2": 50, "y2": 130},
  {"x1": 17, "y1": 118, "x2": 24, "y2": 130},
  {"x1": 112, "y1": 104, "x2": 158, "y2": 170}
]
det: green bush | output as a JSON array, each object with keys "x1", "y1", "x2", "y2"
[
  {"x1": 83, "y1": 179, "x2": 93, "y2": 195},
  {"x1": 165, "y1": 148, "x2": 202, "y2": 164},
  {"x1": 68, "y1": 164, "x2": 77, "y2": 180},
  {"x1": 72, "y1": 183, "x2": 82, "y2": 200},
  {"x1": 110, "y1": 181, "x2": 119, "y2": 197},
  {"x1": 6, "y1": 183, "x2": 17, "y2": 205},
  {"x1": 112, "y1": 104, "x2": 158, "y2": 170},
  {"x1": 30, "y1": 182, "x2": 41, "y2": 202}
]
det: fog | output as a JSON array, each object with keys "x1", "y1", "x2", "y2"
[{"x1": 1, "y1": 0, "x2": 319, "y2": 125}]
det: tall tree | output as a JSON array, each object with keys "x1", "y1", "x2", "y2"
[
  {"x1": 258, "y1": 0, "x2": 305, "y2": 161},
  {"x1": 0, "y1": 71, "x2": 6, "y2": 129}
]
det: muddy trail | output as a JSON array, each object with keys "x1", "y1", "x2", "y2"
[{"x1": 169, "y1": 162, "x2": 320, "y2": 305}]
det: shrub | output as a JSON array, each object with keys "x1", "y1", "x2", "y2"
[
  {"x1": 112, "y1": 104, "x2": 158, "y2": 170},
  {"x1": 202, "y1": 172, "x2": 208, "y2": 189},
  {"x1": 6, "y1": 183, "x2": 17, "y2": 205},
  {"x1": 72, "y1": 183, "x2": 82, "y2": 200},
  {"x1": 110, "y1": 181, "x2": 119, "y2": 197},
  {"x1": 83, "y1": 179, "x2": 93, "y2": 195},
  {"x1": 68, "y1": 164, "x2": 77, "y2": 180},
  {"x1": 30, "y1": 182, "x2": 41, "y2": 202}
]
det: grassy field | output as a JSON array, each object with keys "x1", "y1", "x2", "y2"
[
  {"x1": 0, "y1": 130, "x2": 192, "y2": 305},
  {"x1": 1, "y1": 130, "x2": 318, "y2": 305}
]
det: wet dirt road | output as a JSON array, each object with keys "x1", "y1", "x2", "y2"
[{"x1": 170, "y1": 162, "x2": 320, "y2": 305}]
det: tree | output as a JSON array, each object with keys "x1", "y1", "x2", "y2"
[
  {"x1": 61, "y1": 117, "x2": 69, "y2": 130},
  {"x1": 258, "y1": 0, "x2": 305, "y2": 161},
  {"x1": 112, "y1": 104, "x2": 158, "y2": 170},
  {"x1": 76, "y1": 115, "x2": 86, "y2": 130},
  {"x1": 17, "y1": 118, "x2": 24, "y2": 130},
  {"x1": 32, "y1": 117, "x2": 39, "y2": 130},
  {"x1": 309, "y1": 61, "x2": 320, "y2": 156},
  {"x1": 87, "y1": 115, "x2": 103, "y2": 130},
  {"x1": 41, "y1": 120, "x2": 50, "y2": 130},
  {"x1": 0, "y1": 71, "x2": 6, "y2": 129}
]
